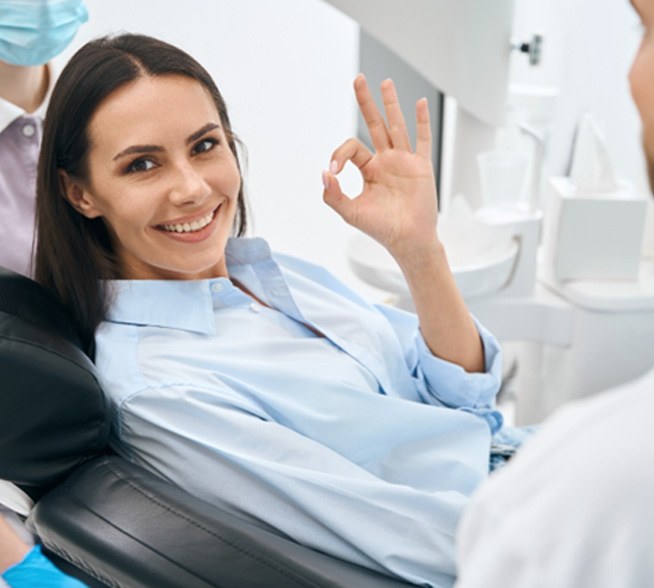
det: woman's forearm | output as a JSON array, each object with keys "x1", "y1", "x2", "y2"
[{"x1": 394, "y1": 238, "x2": 485, "y2": 373}]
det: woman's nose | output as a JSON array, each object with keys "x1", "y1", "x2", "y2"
[{"x1": 169, "y1": 160, "x2": 211, "y2": 205}]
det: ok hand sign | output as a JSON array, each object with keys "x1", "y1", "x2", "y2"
[{"x1": 322, "y1": 74, "x2": 439, "y2": 264}]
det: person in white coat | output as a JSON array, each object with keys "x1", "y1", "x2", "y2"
[{"x1": 455, "y1": 1, "x2": 654, "y2": 584}]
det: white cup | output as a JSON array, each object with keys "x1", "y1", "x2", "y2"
[{"x1": 477, "y1": 150, "x2": 529, "y2": 209}]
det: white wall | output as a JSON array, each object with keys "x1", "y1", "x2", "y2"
[{"x1": 54, "y1": 0, "x2": 378, "y2": 295}]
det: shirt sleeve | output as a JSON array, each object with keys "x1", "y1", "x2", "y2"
[
  {"x1": 375, "y1": 303, "x2": 503, "y2": 432},
  {"x1": 115, "y1": 385, "x2": 471, "y2": 588},
  {"x1": 271, "y1": 252, "x2": 502, "y2": 429}
]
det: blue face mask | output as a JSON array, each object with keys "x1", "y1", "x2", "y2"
[{"x1": 0, "y1": 0, "x2": 89, "y2": 67}]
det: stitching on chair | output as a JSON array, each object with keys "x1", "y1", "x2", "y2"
[
  {"x1": 67, "y1": 459, "x2": 320, "y2": 588},
  {"x1": 38, "y1": 541, "x2": 121, "y2": 588}
]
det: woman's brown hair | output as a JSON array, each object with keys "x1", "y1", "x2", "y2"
[{"x1": 34, "y1": 33, "x2": 247, "y2": 357}]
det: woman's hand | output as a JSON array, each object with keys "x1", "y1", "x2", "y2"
[
  {"x1": 323, "y1": 74, "x2": 486, "y2": 373},
  {"x1": 322, "y1": 74, "x2": 438, "y2": 264}
]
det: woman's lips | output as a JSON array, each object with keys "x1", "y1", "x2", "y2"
[{"x1": 155, "y1": 204, "x2": 221, "y2": 242}]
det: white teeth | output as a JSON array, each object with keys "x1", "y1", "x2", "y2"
[{"x1": 161, "y1": 210, "x2": 214, "y2": 233}]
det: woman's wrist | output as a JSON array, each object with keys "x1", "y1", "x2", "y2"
[
  {"x1": 0, "y1": 518, "x2": 30, "y2": 574},
  {"x1": 391, "y1": 235, "x2": 448, "y2": 280}
]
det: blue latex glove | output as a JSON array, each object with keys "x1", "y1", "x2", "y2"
[{"x1": 2, "y1": 545, "x2": 87, "y2": 587}]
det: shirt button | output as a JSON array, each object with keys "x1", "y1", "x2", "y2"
[
  {"x1": 211, "y1": 282, "x2": 224, "y2": 293},
  {"x1": 249, "y1": 303, "x2": 261, "y2": 313},
  {"x1": 22, "y1": 123, "x2": 36, "y2": 138}
]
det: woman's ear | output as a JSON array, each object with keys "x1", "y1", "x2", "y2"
[{"x1": 59, "y1": 171, "x2": 102, "y2": 219}]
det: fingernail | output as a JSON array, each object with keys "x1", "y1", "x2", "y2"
[
  {"x1": 330, "y1": 159, "x2": 338, "y2": 174},
  {"x1": 322, "y1": 170, "x2": 330, "y2": 190}
]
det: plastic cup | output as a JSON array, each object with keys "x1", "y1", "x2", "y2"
[{"x1": 477, "y1": 150, "x2": 529, "y2": 209}]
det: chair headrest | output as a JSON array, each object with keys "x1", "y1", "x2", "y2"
[
  {"x1": 0, "y1": 267, "x2": 83, "y2": 349},
  {"x1": 0, "y1": 267, "x2": 110, "y2": 500}
]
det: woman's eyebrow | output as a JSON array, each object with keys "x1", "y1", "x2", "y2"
[
  {"x1": 112, "y1": 124, "x2": 221, "y2": 162},
  {"x1": 113, "y1": 144, "x2": 163, "y2": 161},
  {"x1": 186, "y1": 123, "x2": 220, "y2": 144}
]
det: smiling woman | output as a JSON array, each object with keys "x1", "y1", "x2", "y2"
[
  {"x1": 33, "y1": 33, "x2": 517, "y2": 588},
  {"x1": 35, "y1": 34, "x2": 247, "y2": 353},
  {"x1": 60, "y1": 75, "x2": 241, "y2": 281}
]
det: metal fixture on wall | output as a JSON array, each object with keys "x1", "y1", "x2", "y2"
[{"x1": 511, "y1": 33, "x2": 544, "y2": 66}]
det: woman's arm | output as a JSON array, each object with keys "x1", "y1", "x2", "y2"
[
  {"x1": 322, "y1": 75, "x2": 484, "y2": 372},
  {"x1": 0, "y1": 517, "x2": 29, "y2": 574}
]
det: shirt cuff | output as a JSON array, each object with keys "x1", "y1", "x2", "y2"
[{"x1": 414, "y1": 317, "x2": 503, "y2": 427}]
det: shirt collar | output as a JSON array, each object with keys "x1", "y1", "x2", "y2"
[
  {"x1": 0, "y1": 96, "x2": 26, "y2": 134},
  {"x1": 106, "y1": 237, "x2": 277, "y2": 334},
  {"x1": 107, "y1": 278, "x2": 218, "y2": 335},
  {"x1": 225, "y1": 235, "x2": 274, "y2": 267}
]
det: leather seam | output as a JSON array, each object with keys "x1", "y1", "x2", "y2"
[{"x1": 69, "y1": 459, "x2": 319, "y2": 587}]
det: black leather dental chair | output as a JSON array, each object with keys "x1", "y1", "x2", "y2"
[{"x1": 0, "y1": 267, "x2": 418, "y2": 588}]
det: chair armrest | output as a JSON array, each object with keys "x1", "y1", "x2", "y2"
[{"x1": 29, "y1": 456, "x2": 418, "y2": 588}]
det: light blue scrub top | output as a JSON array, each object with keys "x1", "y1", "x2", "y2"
[{"x1": 95, "y1": 237, "x2": 503, "y2": 587}]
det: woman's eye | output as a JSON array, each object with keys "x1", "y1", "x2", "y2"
[
  {"x1": 193, "y1": 138, "x2": 218, "y2": 154},
  {"x1": 126, "y1": 158, "x2": 156, "y2": 174}
]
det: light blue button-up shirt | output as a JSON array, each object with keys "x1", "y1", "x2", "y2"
[{"x1": 95, "y1": 237, "x2": 503, "y2": 587}]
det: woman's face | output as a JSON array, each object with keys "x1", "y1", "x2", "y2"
[{"x1": 66, "y1": 74, "x2": 241, "y2": 280}]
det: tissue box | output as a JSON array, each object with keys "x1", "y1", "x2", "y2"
[{"x1": 543, "y1": 177, "x2": 647, "y2": 281}]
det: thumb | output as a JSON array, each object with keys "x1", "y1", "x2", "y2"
[{"x1": 322, "y1": 170, "x2": 355, "y2": 224}]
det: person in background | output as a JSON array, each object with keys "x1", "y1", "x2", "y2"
[
  {"x1": 455, "y1": 1, "x2": 654, "y2": 585},
  {"x1": 0, "y1": 0, "x2": 88, "y2": 275},
  {"x1": 0, "y1": 1, "x2": 89, "y2": 586},
  {"x1": 0, "y1": 517, "x2": 86, "y2": 587}
]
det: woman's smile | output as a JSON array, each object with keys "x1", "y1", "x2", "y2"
[{"x1": 155, "y1": 204, "x2": 221, "y2": 242}]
